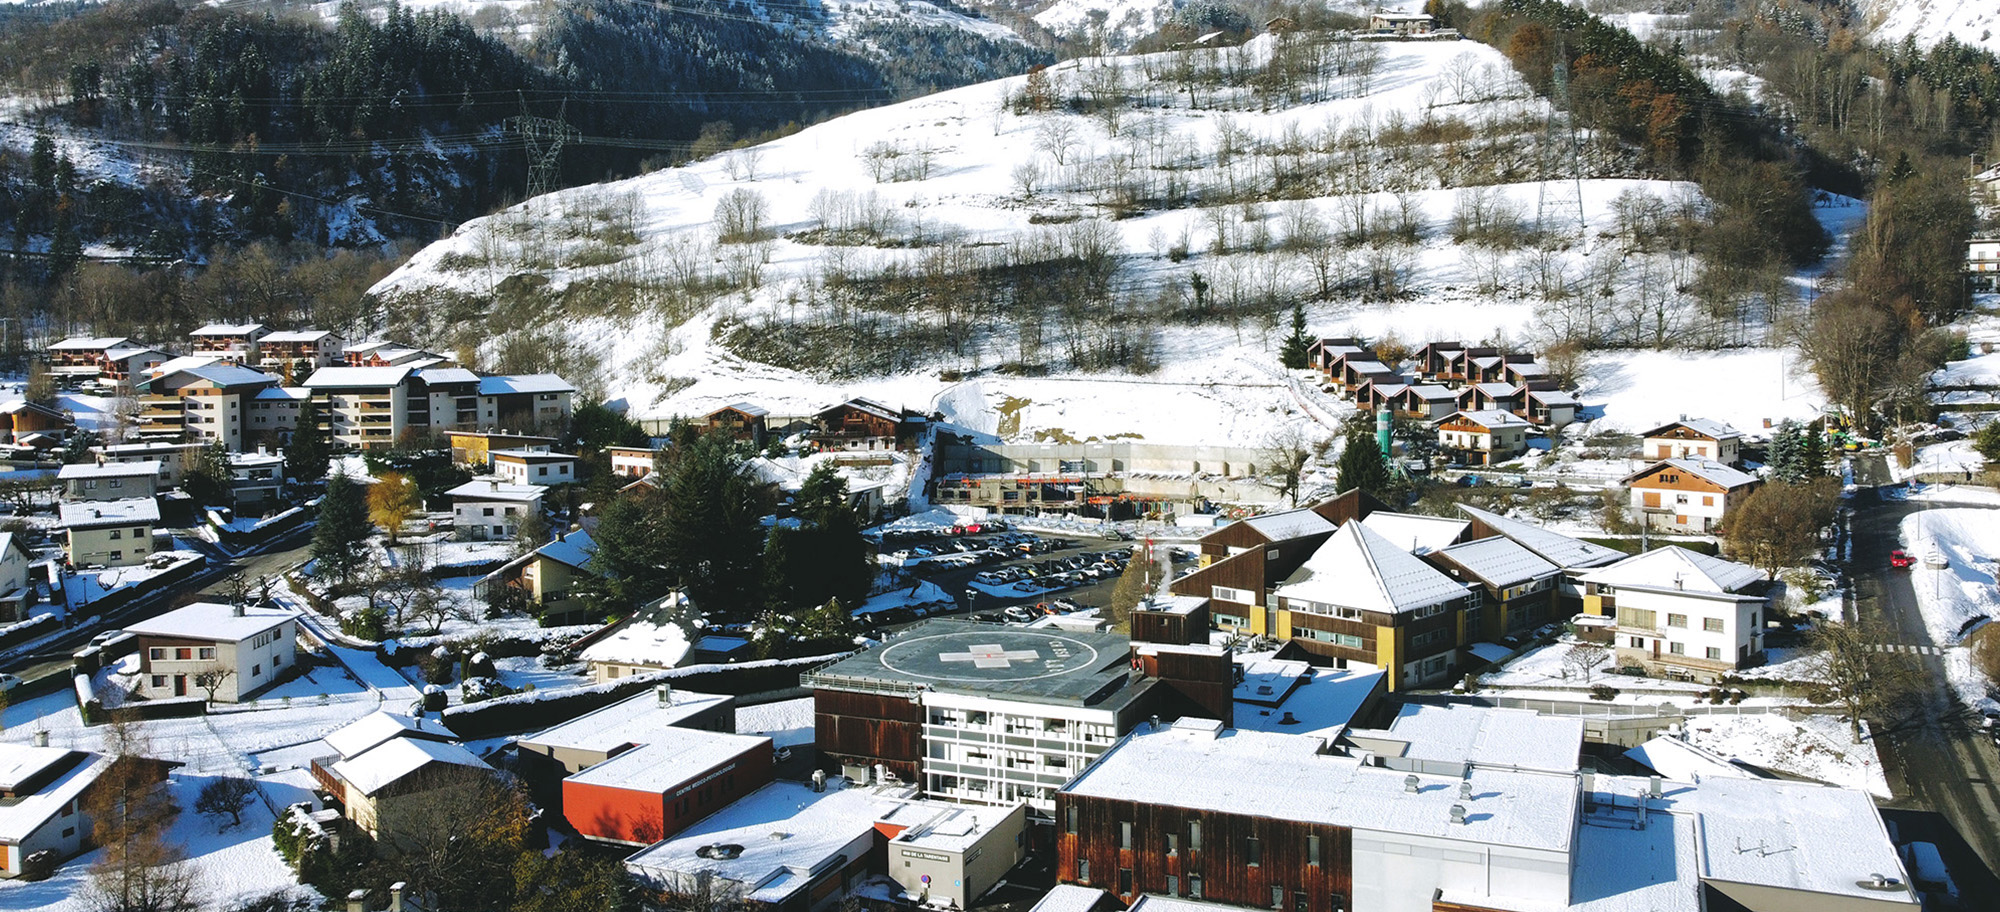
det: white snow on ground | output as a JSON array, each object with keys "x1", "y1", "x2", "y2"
[
  {"x1": 857, "y1": 579, "x2": 953, "y2": 614},
  {"x1": 1897, "y1": 507, "x2": 2000, "y2": 645},
  {"x1": 1483, "y1": 640, "x2": 1708, "y2": 692},
  {"x1": 1856, "y1": 0, "x2": 2000, "y2": 56},
  {"x1": 1679, "y1": 713, "x2": 1891, "y2": 798},
  {"x1": 1891, "y1": 440, "x2": 1984, "y2": 482},
  {"x1": 1035, "y1": 0, "x2": 1173, "y2": 51},
  {"x1": 0, "y1": 770, "x2": 318, "y2": 911},
  {"x1": 1886, "y1": 482, "x2": 2000, "y2": 507},
  {"x1": 373, "y1": 37, "x2": 1841, "y2": 452}
]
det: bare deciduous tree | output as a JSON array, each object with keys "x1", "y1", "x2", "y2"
[
  {"x1": 1803, "y1": 619, "x2": 1925, "y2": 744},
  {"x1": 1562, "y1": 643, "x2": 1611, "y2": 683}
]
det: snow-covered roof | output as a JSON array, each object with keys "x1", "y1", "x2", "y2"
[
  {"x1": 1434, "y1": 536, "x2": 1559, "y2": 588},
  {"x1": 1507, "y1": 362, "x2": 1548, "y2": 377},
  {"x1": 1137, "y1": 594, "x2": 1207, "y2": 616},
  {"x1": 1275, "y1": 522, "x2": 1469, "y2": 615},
  {"x1": 1641, "y1": 418, "x2": 1741, "y2": 442},
  {"x1": 1366, "y1": 703, "x2": 1584, "y2": 774},
  {"x1": 445, "y1": 479, "x2": 546, "y2": 503},
  {"x1": 1456, "y1": 504, "x2": 1626, "y2": 570},
  {"x1": 123, "y1": 601, "x2": 296, "y2": 644},
  {"x1": 490, "y1": 448, "x2": 575, "y2": 462},
  {"x1": 709, "y1": 402, "x2": 770, "y2": 417},
  {"x1": 1359, "y1": 511, "x2": 1468, "y2": 555},
  {"x1": 1232, "y1": 660, "x2": 1381, "y2": 742},
  {"x1": 323, "y1": 711, "x2": 438, "y2": 761},
  {"x1": 254, "y1": 386, "x2": 309, "y2": 401},
  {"x1": 579, "y1": 596, "x2": 693, "y2": 668},
  {"x1": 1525, "y1": 388, "x2": 1578, "y2": 406},
  {"x1": 260, "y1": 330, "x2": 338, "y2": 343},
  {"x1": 143, "y1": 355, "x2": 222, "y2": 377},
  {"x1": 343, "y1": 339, "x2": 398, "y2": 354},
  {"x1": 169, "y1": 364, "x2": 279, "y2": 388},
  {"x1": 96, "y1": 442, "x2": 194, "y2": 456},
  {"x1": 0, "y1": 744, "x2": 78, "y2": 792},
  {"x1": 1062, "y1": 721, "x2": 1577, "y2": 852},
  {"x1": 48, "y1": 336, "x2": 133, "y2": 350},
  {"x1": 1442, "y1": 409, "x2": 1530, "y2": 430},
  {"x1": 330, "y1": 736, "x2": 488, "y2": 797},
  {"x1": 1129, "y1": 897, "x2": 1249, "y2": 912},
  {"x1": 59, "y1": 498, "x2": 161, "y2": 529},
  {"x1": 414, "y1": 367, "x2": 480, "y2": 385},
  {"x1": 1238, "y1": 506, "x2": 1337, "y2": 542},
  {"x1": 565, "y1": 727, "x2": 771, "y2": 793},
  {"x1": 536, "y1": 530, "x2": 597, "y2": 570},
  {"x1": 1578, "y1": 547, "x2": 1764, "y2": 596},
  {"x1": 1404, "y1": 384, "x2": 1458, "y2": 402},
  {"x1": 1344, "y1": 359, "x2": 1391, "y2": 374},
  {"x1": 820, "y1": 396, "x2": 901, "y2": 421},
  {"x1": 189, "y1": 323, "x2": 266, "y2": 336},
  {"x1": 520, "y1": 686, "x2": 732, "y2": 756},
  {"x1": 1365, "y1": 382, "x2": 1410, "y2": 398},
  {"x1": 625, "y1": 780, "x2": 912, "y2": 903},
  {"x1": 479, "y1": 374, "x2": 575, "y2": 395},
  {"x1": 228, "y1": 452, "x2": 284, "y2": 468},
  {"x1": 1624, "y1": 457, "x2": 1757, "y2": 490},
  {"x1": 1683, "y1": 776, "x2": 1911, "y2": 902},
  {"x1": 1623, "y1": 736, "x2": 1758, "y2": 783},
  {"x1": 1031, "y1": 885, "x2": 1109, "y2": 912},
  {"x1": 60, "y1": 461, "x2": 161, "y2": 480},
  {"x1": 105, "y1": 345, "x2": 170, "y2": 362},
  {"x1": 0, "y1": 749, "x2": 110, "y2": 843},
  {"x1": 1469, "y1": 382, "x2": 1520, "y2": 397},
  {"x1": 303, "y1": 366, "x2": 412, "y2": 388}
]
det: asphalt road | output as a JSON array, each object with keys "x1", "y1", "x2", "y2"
[{"x1": 1849, "y1": 487, "x2": 2000, "y2": 903}]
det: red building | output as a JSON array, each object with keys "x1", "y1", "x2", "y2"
[{"x1": 560, "y1": 727, "x2": 774, "y2": 846}]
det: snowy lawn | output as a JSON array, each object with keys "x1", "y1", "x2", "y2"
[
  {"x1": 857, "y1": 580, "x2": 953, "y2": 615},
  {"x1": 1898, "y1": 507, "x2": 2000, "y2": 644},
  {"x1": 1481, "y1": 640, "x2": 1708, "y2": 693},
  {"x1": 1679, "y1": 713, "x2": 1890, "y2": 798}
]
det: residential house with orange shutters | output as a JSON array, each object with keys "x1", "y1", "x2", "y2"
[
  {"x1": 1621, "y1": 458, "x2": 1759, "y2": 533},
  {"x1": 1639, "y1": 418, "x2": 1742, "y2": 467}
]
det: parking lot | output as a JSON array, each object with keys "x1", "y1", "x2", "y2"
[{"x1": 865, "y1": 524, "x2": 1190, "y2": 627}]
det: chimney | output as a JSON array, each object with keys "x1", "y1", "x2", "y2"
[
  {"x1": 346, "y1": 890, "x2": 370, "y2": 912},
  {"x1": 389, "y1": 883, "x2": 407, "y2": 912},
  {"x1": 1649, "y1": 776, "x2": 1663, "y2": 799},
  {"x1": 232, "y1": 604, "x2": 245, "y2": 617},
  {"x1": 1150, "y1": 714, "x2": 1161, "y2": 731},
  {"x1": 1459, "y1": 779, "x2": 1473, "y2": 800},
  {"x1": 811, "y1": 769, "x2": 827, "y2": 792},
  {"x1": 34, "y1": 730, "x2": 49, "y2": 747},
  {"x1": 656, "y1": 683, "x2": 672, "y2": 705}
]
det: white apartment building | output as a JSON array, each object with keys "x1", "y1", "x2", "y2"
[
  {"x1": 57, "y1": 462, "x2": 161, "y2": 503},
  {"x1": 125, "y1": 601, "x2": 299, "y2": 703},
  {"x1": 448, "y1": 480, "x2": 546, "y2": 541},
  {"x1": 1579, "y1": 547, "x2": 1769, "y2": 682},
  {"x1": 135, "y1": 364, "x2": 281, "y2": 451},
  {"x1": 490, "y1": 449, "x2": 577, "y2": 486},
  {"x1": 304, "y1": 366, "x2": 413, "y2": 450}
]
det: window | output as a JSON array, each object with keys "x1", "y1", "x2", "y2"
[
  {"x1": 1119, "y1": 869, "x2": 1132, "y2": 896},
  {"x1": 132, "y1": 527, "x2": 146, "y2": 538},
  {"x1": 109, "y1": 551, "x2": 122, "y2": 561},
  {"x1": 1077, "y1": 860, "x2": 1090, "y2": 884},
  {"x1": 252, "y1": 664, "x2": 262, "y2": 677},
  {"x1": 108, "y1": 530, "x2": 122, "y2": 540},
  {"x1": 1413, "y1": 629, "x2": 1448, "y2": 649},
  {"x1": 1330, "y1": 893, "x2": 1346, "y2": 912},
  {"x1": 149, "y1": 648, "x2": 165, "y2": 660},
  {"x1": 1295, "y1": 891, "x2": 1309, "y2": 912},
  {"x1": 482, "y1": 507, "x2": 495, "y2": 517},
  {"x1": 1617, "y1": 608, "x2": 1657, "y2": 629},
  {"x1": 1628, "y1": 636, "x2": 1645, "y2": 648},
  {"x1": 1669, "y1": 642, "x2": 1684, "y2": 655},
  {"x1": 1189, "y1": 876, "x2": 1203, "y2": 899},
  {"x1": 175, "y1": 648, "x2": 192, "y2": 661},
  {"x1": 1415, "y1": 604, "x2": 1446, "y2": 619},
  {"x1": 1706, "y1": 647, "x2": 1722, "y2": 660},
  {"x1": 1066, "y1": 806, "x2": 1077, "y2": 834},
  {"x1": 1667, "y1": 613, "x2": 1687, "y2": 628},
  {"x1": 1167, "y1": 834, "x2": 1178, "y2": 856},
  {"x1": 151, "y1": 675, "x2": 167, "y2": 688},
  {"x1": 1308, "y1": 834, "x2": 1320, "y2": 867},
  {"x1": 198, "y1": 648, "x2": 216, "y2": 660},
  {"x1": 1166, "y1": 876, "x2": 1179, "y2": 897},
  {"x1": 1272, "y1": 886, "x2": 1285, "y2": 909},
  {"x1": 1119, "y1": 821, "x2": 1132, "y2": 850},
  {"x1": 1704, "y1": 617, "x2": 1724, "y2": 632},
  {"x1": 1212, "y1": 585, "x2": 1255, "y2": 605},
  {"x1": 1189, "y1": 820, "x2": 1201, "y2": 851},
  {"x1": 62, "y1": 827, "x2": 74, "y2": 839},
  {"x1": 1246, "y1": 837, "x2": 1261, "y2": 866}
]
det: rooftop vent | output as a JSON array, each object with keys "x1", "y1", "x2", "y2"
[
  {"x1": 1856, "y1": 874, "x2": 1905, "y2": 892},
  {"x1": 33, "y1": 730, "x2": 49, "y2": 747},
  {"x1": 1404, "y1": 774, "x2": 1420, "y2": 794},
  {"x1": 1649, "y1": 776, "x2": 1663, "y2": 799},
  {"x1": 1459, "y1": 779, "x2": 1473, "y2": 800},
  {"x1": 232, "y1": 604, "x2": 245, "y2": 617},
  {"x1": 1278, "y1": 712, "x2": 1299, "y2": 725},
  {"x1": 656, "y1": 683, "x2": 673, "y2": 705},
  {"x1": 1449, "y1": 804, "x2": 1467, "y2": 825}
]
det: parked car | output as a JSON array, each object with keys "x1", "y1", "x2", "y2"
[
  {"x1": 1890, "y1": 549, "x2": 1915, "y2": 570},
  {"x1": 0, "y1": 673, "x2": 18, "y2": 693}
]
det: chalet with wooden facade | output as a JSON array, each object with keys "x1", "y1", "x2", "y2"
[
  {"x1": 1622, "y1": 458, "x2": 1758, "y2": 533},
  {"x1": 811, "y1": 398, "x2": 922, "y2": 451},
  {"x1": 704, "y1": 403, "x2": 769, "y2": 445},
  {"x1": 1305, "y1": 338, "x2": 1365, "y2": 379},
  {"x1": 45, "y1": 337, "x2": 170, "y2": 383},
  {"x1": 1435, "y1": 409, "x2": 1529, "y2": 466},
  {"x1": 257, "y1": 330, "x2": 345, "y2": 378},
  {"x1": 1639, "y1": 418, "x2": 1743, "y2": 466},
  {"x1": 1426, "y1": 536, "x2": 1563, "y2": 640},
  {"x1": 1171, "y1": 491, "x2": 1383, "y2": 634},
  {"x1": 0, "y1": 400, "x2": 72, "y2": 448},
  {"x1": 187, "y1": 323, "x2": 269, "y2": 363}
]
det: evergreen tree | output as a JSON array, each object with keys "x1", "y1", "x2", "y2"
[
  {"x1": 658, "y1": 432, "x2": 766, "y2": 615},
  {"x1": 1799, "y1": 420, "x2": 1828, "y2": 479},
  {"x1": 1766, "y1": 419, "x2": 1801, "y2": 483},
  {"x1": 286, "y1": 397, "x2": 331, "y2": 486},
  {"x1": 183, "y1": 441, "x2": 231, "y2": 506},
  {"x1": 1335, "y1": 427, "x2": 1392, "y2": 500},
  {"x1": 1280, "y1": 303, "x2": 1312, "y2": 370},
  {"x1": 1974, "y1": 421, "x2": 2000, "y2": 464},
  {"x1": 760, "y1": 526, "x2": 798, "y2": 613},
  {"x1": 312, "y1": 473, "x2": 369, "y2": 585},
  {"x1": 584, "y1": 486, "x2": 672, "y2": 608}
]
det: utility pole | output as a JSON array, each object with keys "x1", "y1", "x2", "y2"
[{"x1": 508, "y1": 94, "x2": 579, "y2": 199}]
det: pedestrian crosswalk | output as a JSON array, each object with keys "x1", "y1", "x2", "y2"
[{"x1": 1869, "y1": 643, "x2": 1942, "y2": 655}]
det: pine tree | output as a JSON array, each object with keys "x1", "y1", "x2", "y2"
[
  {"x1": 312, "y1": 473, "x2": 370, "y2": 585},
  {"x1": 1280, "y1": 303, "x2": 1312, "y2": 370},
  {"x1": 1766, "y1": 419, "x2": 1800, "y2": 483},
  {"x1": 286, "y1": 397, "x2": 331, "y2": 486},
  {"x1": 1799, "y1": 420, "x2": 1828, "y2": 479},
  {"x1": 1335, "y1": 427, "x2": 1392, "y2": 499},
  {"x1": 183, "y1": 442, "x2": 232, "y2": 506}
]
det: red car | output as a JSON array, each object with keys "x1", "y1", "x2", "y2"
[{"x1": 1890, "y1": 549, "x2": 1915, "y2": 570}]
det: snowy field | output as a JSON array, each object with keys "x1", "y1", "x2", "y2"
[
  {"x1": 1679, "y1": 713, "x2": 1890, "y2": 798},
  {"x1": 373, "y1": 35, "x2": 1843, "y2": 452},
  {"x1": 1898, "y1": 508, "x2": 2000, "y2": 644}
]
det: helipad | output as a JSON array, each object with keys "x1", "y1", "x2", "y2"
[{"x1": 809, "y1": 619, "x2": 1141, "y2": 706}]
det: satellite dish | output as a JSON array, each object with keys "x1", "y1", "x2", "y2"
[{"x1": 679, "y1": 171, "x2": 707, "y2": 197}]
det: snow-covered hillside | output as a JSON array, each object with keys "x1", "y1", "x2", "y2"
[
  {"x1": 1033, "y1": 0, "x2": 1174, "y2": 51},
  {"x1": 1856, "y1": 0, "x2": 2000, "y2": 55},
  {"x1": 375, "y1": 35, "x2": 1834, "y2": 447}
]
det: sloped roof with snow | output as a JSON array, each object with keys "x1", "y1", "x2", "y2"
[
  {"x1": 479, "y1": 374, "x2": 575, "y2": 395},
  {"x1": 1360, "y1": 511, "x2": 1468, "y2": 555},
  {"x1": 710, "y1": 402, "x2": 770, "y2": 417},
  {"x1": 1434, "y1": 536, "x2": 1559, "y2": 588},
  {"x1": 172, "y1": 364, "x2": 280, "y2": 388},
  {"x1": 60, "y1": 461, "x2": 161, "y2": 480},
  {"x1": 304, "y1": 366, "x2": 412, "y2": 388},
  {"x1": 1623, "y1": 736, "x2": 1759, "y2": 783},
  {"x1": 1032, "y1": 885, "x2": 1110, "y2": 912},
  {"x1": 254, "y1": 386, "x2": 310, "y2": 401},
  {"x1": 0, "y1": 749, "x2": 110, "y2": 843},
  {"x1": 190, "y1": 323, "x2": 266, "y2": 336},
  {"x1": 1641, "y1": 417, "x2": 1741, "y2": 442},
  {"x1": 1623, "y1": 457, "x2": 1757, "y2": 490},
  {"x1": 49, "y1": 336, "x2": 133, "y2": 350},
  {"x1": 1442, "y1": 409, "x2": 1529, "y2": 430},
  {"x1": 60, "y1": 498, "x2": 161, "y2": 529},
  {"x1": 536, "y1": 530, "x2": 597, "y2": 570},
  {"x1": 331, "y1": 736, "x2": 488, "y2": 797},
  {"x1": 1275, "y1": 522, "x2": 1469, "y2": 614},
  {"x1": 1579, "y1": 547, "x2": 1764, "y2": 595},
  {"x1": 1456, "y1": 504, "x2": 1625, "y2": 570},
  {"x1": 565, "y1": 727, "x2": 771, "y2": 792},
  {"x1": 414, "y1": 367, "x2": 479, "y2": 386},
  {"x1": 520, "y1": 686, "x2": 731, "y2": 755},
  {"x1": 1371, "y1": 703, "x2": 1584, "y2": 773},
  {"x1": 261, "y1": 330, "x2": 338, "y2": 343},
  {"x1": 324, "y1": 711, "x2": 436, "y2": 761},
  {"x1": 123, "y1": 601, "x2": 296, "y2": 643},
  {"x1": 1240, "y1": 507, "x2": 1338, "y2": 542},
  {"x1": 1525, "y1": 388, "x2": 1578, "y2": 406},
  {"x1": 1405, "y1": 384, "x2": 1458, "y2": 401},
  {"x1": 143, "y1": 355, "x2": 223, "y2": 378}
]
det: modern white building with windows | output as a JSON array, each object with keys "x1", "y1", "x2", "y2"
[
  {"x1": 1579, "y1": 547, "x2": 1769, "y2": 682},
  {"x1": 447, "y1": 479, "x2": 546, "y2": 541},
  {"x1": 124, "y1": 601, "x2": 299, "y2": 702}
]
